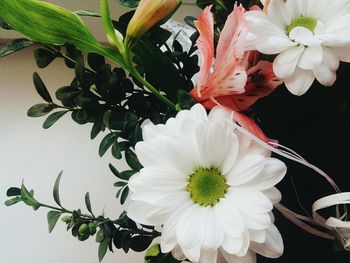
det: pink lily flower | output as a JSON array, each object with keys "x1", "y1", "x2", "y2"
[{"x1": 189, "y1": 4, "x2": 282, "y2": 143}]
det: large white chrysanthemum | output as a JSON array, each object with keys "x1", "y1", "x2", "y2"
[
  {"x1": 246, "y1": 0, "x2": 350, "y2": 95},
  {"x1": 127, "y1": 104, "x2": 287, "y2": 263}
]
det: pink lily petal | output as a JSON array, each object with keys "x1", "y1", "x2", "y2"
[
  {"x1": 194, "y1": 5, "x2": 214, "y2": 93},
  {"x1": 232, "y1": 111, "x2": 277, "y2": 144}
]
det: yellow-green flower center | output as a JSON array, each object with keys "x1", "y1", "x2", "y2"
[
  {"x1": 187, "y1": 167, "x2": 229, "y2": 207},
  {"x1": 287, "y1": 17, "x2": 318, "y2": 34}
]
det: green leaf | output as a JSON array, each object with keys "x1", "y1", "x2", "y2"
[
  {"x1": 47, "y1": 210, "x2": 62, "y2": 233},
  {"x1": 125, "y1": 149, "x2": 143, "y2": 171},
  {"x1": 130, "y1": 235, "x2": 153, "y2": 252},
  {"x1": 88, "y1": 53, "x2": 105, "y2": 71},
  {"x1": 133, "y1": 38, "x2": 186, "y2": 100},
  {"x1": 119, "y1": 170, "x2": 137, "y2": 181},
  {"x1": 74, "y1": 10, "x2": 100, "y2": 17},
  {"x1": 53, "y1": 171, "x2": 63, "y2": 207},
  {"x1": 96, "y1": 229, "x2": 105, "y2": 243},
  {"x1": 0, "y1": 38, "x2": 32, "y2": 57},
  {"x1": 43, "y1": 110, "x2": 68, "y2": 129},
  {"x1": 109, "y1": 164, "x2": 120, "y2": 177},
  {"x1": 123, "y1": 112, "x2": 138, "y2": 131},
  {"x1": 120, "y1": 186, "x2": 129, "y2": 205},
  {"x1": 34, "y1": 48, "x2": 57, "y2": 68},
  {"x1": 103, "y1": 110, "x2": 112, "y2": 129},
  {"x1": 111, "y1": 141, "x2": 122, "y2": 159},
  {"x1": 114, "y1": 181, "x2": 127, "y2": 187},
  {"x1": 184, "y1": 16, "x2": 197, "y2": 28},
  {"x1": 0, "y1": 0, "x2": 125, "y2": 67},
  {"x1": 6, "y1": 187, "x2": 21, "y2": 197},
  {"x1": 56, "y1": 86, "x2": 81, "y2": 100},
  {"x1": 5, "y1": 196, "x2": 22, "y2": 207},
  {"x1": 20, "y1": 183, "x2": 40, "y2": 209},
  {"x1": 119, "y1": 0, "x2": 140, "y2": 8},
  {"x1": 91, "y1": 123, "x2": 103, "y2": 139},
  {"x1": 33, "y1": 72, "x2": 53, "y2": 102},
  {"x1": 99, "y1": 133, "x2": 118, "y2": 157},
  {"x1": 85, "y1": 192, "x2": 93, "y2": 215},
  {"x1": 27, "y1": 103, "x2": 56, "y2": 117},
  {"x1": 98, "y1": 238, "x2": 109, "y2": 262}
]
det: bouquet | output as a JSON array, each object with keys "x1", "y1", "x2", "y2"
[{"x1": 1, "y1": 0, "x2": 350, "y2": 262}]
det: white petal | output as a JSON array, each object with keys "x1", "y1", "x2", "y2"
[
  {"x1": 250, "y1": 224, "x2": 284, "y2": 258},
  {"x1": 242, "y1": 158, "x2": 287, "y2": 191},
  {"x1": 255, "y1": 36, "x2": 297, "y2": 54},
  {"x1": 221, "y1": 235, "x2": 244, "y2": 254},
  {"x1": 285, "y1": 0, "x2": 302, "y2": 19},
  {"x1": 263, "y1": 187, "x2": 282, "y2": 204},
  {"x1": 313, "y1": 63, "x2": 336, "y2": 87},
  {"x1": 321, "y1": 14, "x2": 350, "y2": 45},
  {"x1": 289, "y1": 27, "x2": 320, "y2": 46},
  {"x1": 182, "y1": 244, "x2": 201, "y2": 263},
  {"x1": 226, "y1": 154, "x2": 265, "y2": 186},
  {"x1": 249, "y1": 229, "x2": 266, "y2": 243},
  {"x1": 215, "y1": 198, "x2": 245, "y2": 237},
  {"x1": 127, "y1": 200, "x2": 169, "y2": 225},
  {"x1": 221, "y1": 249, "x2": 257, "y2": 263},
  {"x1": 199, "y1": 249, "x2": 218, "y2": 263},
  {"x1": 273, "y1": 45, "x2": 305, "y2": 78},
  {"x1": 322, "y1": 47, "x2": 340, "y2": 71},
  {"x1": 267, "y1": 0, "x2": 291, "y2": 27},
  {"x1": 135, "y1": 135, "x2": 197, "y2": 174},
  {"x1": 332, "y1": 45, "x2": 350, "y2": 62},
  {"x1": 284, "y1": 67, "x2": 315, "y2": 96},
  {"x1": 171, "y1": 245, "x2": 187, "y2": 261},
  {"x1": 230, "y1": 189, "x2": 273, "y2": 214},
  {"x1": 298, "y1": 45, "x2": 323, "y2": 70}
]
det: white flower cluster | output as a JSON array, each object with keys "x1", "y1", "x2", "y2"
[{"x1": 247, "y1": 0, "x2": 350, "y2": 95}]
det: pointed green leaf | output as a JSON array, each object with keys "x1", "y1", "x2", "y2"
[
  {"x1": 98, "y1": 238, "x2": 109, "y2": 262},
  {"x1": 111, "y1": 141, "x2": 122, "y2": 159},
  {"x1": 85, "y1": 192, "x2": 93, "y2": 215},
  {"x1": 43, "y1": 110, "x2": 69, "y2": 129},
  {"x1": 21, "y1": 183, "x2": 40, "y2": 209},
  {"x1": 27, "y1": 103, "x2": 56, "y2": 117},
  {"x1": 47, "y1": 210, "x2": 62, "y2": 233},
  {"x1": 33, "y1": 72, "x2": 53, "y2": 102},
  {"x1": 5, "y1": 196, "x2": 22, "y2": 207},
  {"x1": 125, "y1": 149, "x2": 143, "y2": 171},
  {"x1": 120, "y1": 186, "x2": 129, "y2": 205},
  {"x1": 0, "y1": 0, "x2": 125, "y2": 67},
  {"x1": 0, "y1": 38, "x2": 33, "y2": 57},
  {"x1": 6, "y1": 187, "x2": 21, "y2": 197},
  {"x1": 34, "y1": 48, "x2": 57, "y2": 68},
  {"x1": 119, "y1": 0, "x2": 140, "y2": 8},
  {"x1": 103, "y1": 110, "x2": 112, "y2": 129},
  {"x1": 109, "y1": 163, "x2": 120, "y2": 177},
  {"x1": 99, "y1": 133, "x2": 118, "y2": 157},
  {"x1": 91, "y1": 123, "x2": 102, "y2": 140},
  {"x1": 53, "y1": 171, "x2": 63, "y2": 207}
]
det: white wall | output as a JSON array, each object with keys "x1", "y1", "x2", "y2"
[{"x1": 0, "y1": 2, "x2": 200, "y2": 262}]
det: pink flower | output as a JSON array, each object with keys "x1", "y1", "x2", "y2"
[{"x1": 190, "y1": 5, "x2": 281, "y2": 143}]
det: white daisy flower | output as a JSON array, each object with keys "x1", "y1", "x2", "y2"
[
  {"x1": 246, "y1": 0, "x2": 350, "y2": 95},
  {"x1": 127, "y1": 104, "x2": 287, "y2": 263}
]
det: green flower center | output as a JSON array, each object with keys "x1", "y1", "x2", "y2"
[
  {"x1": 286, "y1": 16, "x2": 318, "y2": 34},
  {"x1": 187, "y1": 167, "x2": 229, "y2": 207}
]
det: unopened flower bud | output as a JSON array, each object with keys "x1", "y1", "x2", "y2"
[{"x1": 126, "y1": 0, "x2": 181, "y2": 38}]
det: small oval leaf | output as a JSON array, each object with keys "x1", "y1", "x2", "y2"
[
  {"x1": 27, "y1": 103, "x2": 55, "y2": 117},
  {"x1": 33, "y1": 72, "x2": 53, "y2": 102}
]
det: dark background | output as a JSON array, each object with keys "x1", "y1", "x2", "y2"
[{"x1": 254, "y1": 61, "x2": 350, "y2": 262}]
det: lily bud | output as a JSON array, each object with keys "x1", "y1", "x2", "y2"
[{"x1": 126, "y1": 0, "x2": 181, "y2": 39}]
